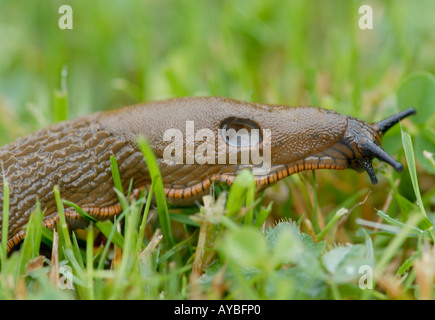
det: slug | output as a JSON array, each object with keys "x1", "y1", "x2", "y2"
[{"x1": 0, "y1": 97, "x2": 415, "y2": 252}]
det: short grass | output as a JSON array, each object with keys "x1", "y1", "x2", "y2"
[{"x1": 0, "y1": 0, "x2": 435, "y2": 300}]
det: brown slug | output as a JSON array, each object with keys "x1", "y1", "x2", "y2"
[{"x1": 0, "y1": 96, "x2": 415, "y2": 252}]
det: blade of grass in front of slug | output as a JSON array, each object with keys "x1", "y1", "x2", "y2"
[
  {"x1": 1, "y1": 176, "x2": 10, "y2": 267},
  {"x1": 54, "y1": 186, "x2": 73, "y2": 252},
  {"x1": 62, "y1": 200, "x2": 97, "y2": 223},
  {"x1": 110, "y1": 155, "x2": 124, "y2": 195},
  {"x1": 225, "y1": 169, "x2": 255, "y2": 222},
  {"x1": 64, "y1": 197, "x2": 125, "y2": 249},
  {"x1": 95, "y1": 220, "x2": 125, "y2": 249},
  {"x1": 63, "y1": 247, "x2": 88, "y2": 298},
  {"x1": 17, "y1": 202, "x2": 43, "y2": 275},
  {"x1": 97, "y1": 215, "x2": 120, "y2": 270},
  {"x1": 110, "y1": 204, "x2": 141, "y2": 299},
  {"x1": 137, "y1": 136, "x2": 175, "y2": 247},
  {"x1": 402, "y1": 130, "x2": 427, "y2": 218},
  {"x1": 86, "y1": 222, "x2": 95, "y2": 300},
  {"x1": 136, "y1": 181, "x2": 155, "y2": 252},
  {"x1": 71, "y1": 232, "x2": 85, "y2": 270},
  {"x1": 244, "y1": 177, "x2": 256, "y2": 226},
  {"x1": 254, "y1": 202, "x2": 273, "y2": 229},
  {"x1": 401, "y1": 130, "x2": 435, "y2": 241}
]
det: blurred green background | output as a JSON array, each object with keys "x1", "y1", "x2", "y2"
[
  {"x1": 1, "y1": 1, "x2": 435, "y2": 129},
  {"x1": 0, "y1": 0, "x2": 434, "y2": 220}
]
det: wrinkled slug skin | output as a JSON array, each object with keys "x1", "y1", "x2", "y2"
[{"x1": 0, "y1": 97, "x2": 347, "y2": 240}]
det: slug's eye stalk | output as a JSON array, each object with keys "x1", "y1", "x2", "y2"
[
  {"x1": 375, "y1": 108, "x2": 416, "y2": 135},
  {"x1": 342, "y1": 108, "x2": 416, "y2": 184}
]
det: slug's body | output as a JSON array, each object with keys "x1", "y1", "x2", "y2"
[{"x1": 0, "y1": 97, "x2": 415, "y2": 251}]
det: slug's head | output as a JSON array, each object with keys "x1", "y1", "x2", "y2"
[{"x1": 341, "y1": 108, "x2": 416, "y2": 184}]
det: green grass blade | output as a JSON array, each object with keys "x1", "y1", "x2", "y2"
[
  {"x1": 316, "y1": 208, "x2": 348, "y2": 241},
  {"x1": 53, "y1": 65, "x2": 69, "y2": 122},
  {"x1": 63, "y1": 198, "x2": 125, "y2": 249},
  {"x1": 1, "y1": 177, "x2": 9, "y2": 266},
  {"x1": 86, "y1": 223, "x2": 95, "y2": 300},
  {"x1": 169, "y1": 212, "x2": 201, "y2": 228},
  {"x1": 110, "y1": 205, "x2": 140, "y2": 298},
  {"x1": 137, "y1": 136, "x2": 175, "y2": 247},
  {"x1": 397, "y1": 254, "x2": 416, "y2": 276},
  {"x1": 158, "y1": 232, "x2": 197, "y2": 264},
  {"x1": 402, "y1": 130, "x2": 427, "y2": 218},
  {"x1": 62, "y1": 200, "x2": 97, "y2": 223},
  {"x1": 376, "y1": 210, "x2": 427, "y2": 236},
  {"x1": 97, "y1": 216, "x2": 120, "y2": 270},
  {"x1": 244, "y1": 175, "x2": 256, "y2": 226},
  {"x1": 254, "y1": 202, "x2": 273, "y2": 229},
  {"x1": 71, "y1": 232, "x2": 85, "y2": 270},
  {"x1": 110, "y1": 155, "x2": 124, "y2": 195},
  {"x1": 136, "y1": 181, "x2": 155, "y2": 252},
  {"x1": 95, "y1": 220, "x2": 125, "y2": 249},
  {"x1": 401, "y1": 129, "x2": 435, "y2": 241},
  {"x1": 17, "y1": 204, "x2": 43, "y2": 275},
  {"x1": 54, "y1": 186, "x2": 73, "y2": 252},
  {"x1": 376, "y1": 213, "x2": 423, "y2": 273},
  {"x1": 225, "y1": 169, "x2": 256, "y2": 220},
  {"x1": 311, "y1": 171, "x2": 320, "y2": 233}
]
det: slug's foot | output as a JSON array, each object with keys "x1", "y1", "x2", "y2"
[{"x1": 6, "y1": 187, "x2": 146, "y2": 253}]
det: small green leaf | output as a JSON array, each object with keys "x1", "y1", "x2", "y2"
[
  {"x1": 270, "y1": 223, "x2": 303, "y2": 265},
  {"x1": 220, "y1": 227, "x2": 267, "y2": 269},
  {"x1": 322, "y1": 244, "x2": 369, "y2": 284},
  {"x1": 266, "y1": 221, "x2": 326, "y2": 259}
]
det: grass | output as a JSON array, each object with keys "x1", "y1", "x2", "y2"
[{"x1": 0, "y1": 0, "x2": 435, "y2": 300}]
